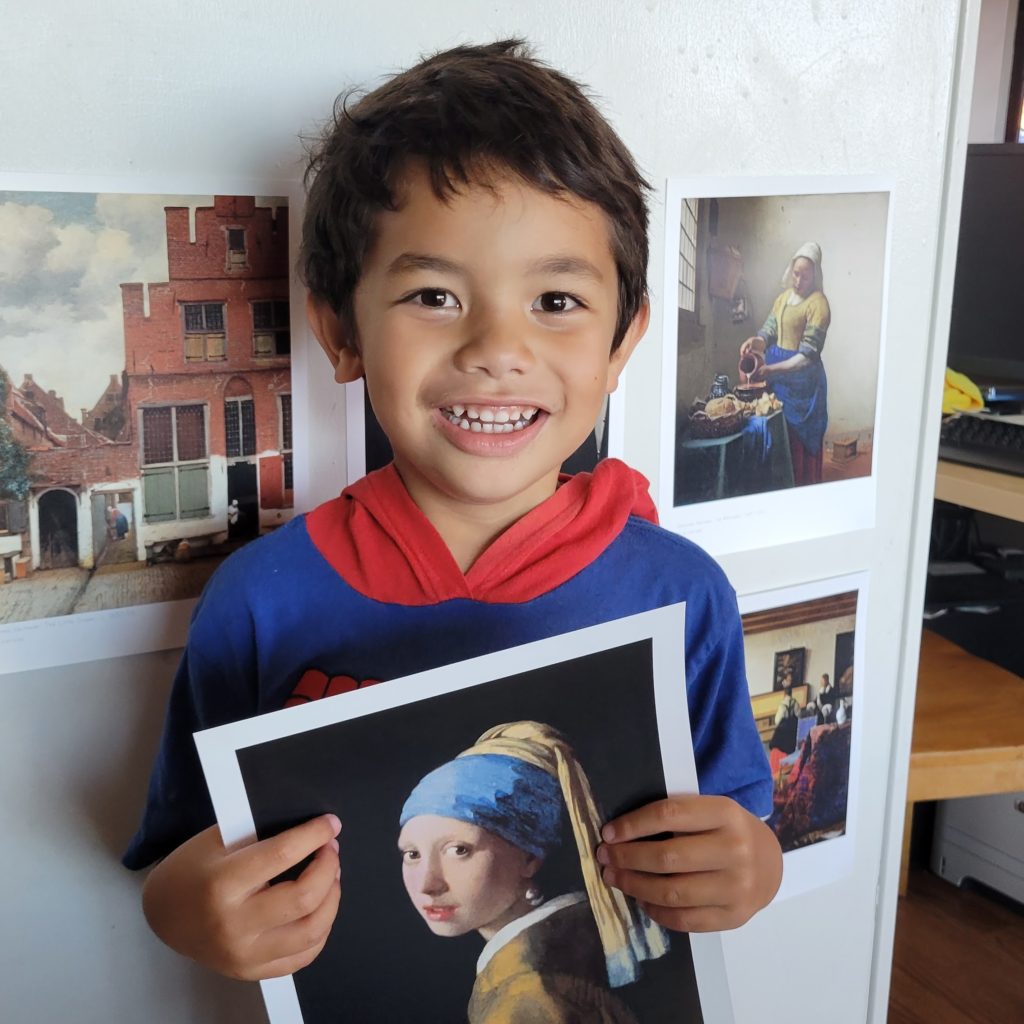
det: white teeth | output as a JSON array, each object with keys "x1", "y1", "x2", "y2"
[{"x1": 444, "y1": 403, "x2": 542, "y2": 428}]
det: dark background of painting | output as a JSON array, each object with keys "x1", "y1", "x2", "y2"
[{"x1": 237, "y1": 639, "x2": 703, "y2": 1023}]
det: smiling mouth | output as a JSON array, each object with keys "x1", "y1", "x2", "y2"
[{"x1": 440, "y1": 404, "x2": 540, "y2": 434}]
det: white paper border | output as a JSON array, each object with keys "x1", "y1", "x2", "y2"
[
  {"x1": 737, "y1": 571, "x2": 869, "y2": 902},
  {"x1": 658, "y1": 176, "x2": 893, "y2": 555},
  {"x1": 197, "y1": 604, "x2": 734, "y2": 1024},
  {"x1": 0, "y1": 172, "x2": 346, "y2": 674}
]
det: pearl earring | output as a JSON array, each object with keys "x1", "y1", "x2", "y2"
[{"x1": 525, "y1": 885, "x2": 543, "y2": 907}]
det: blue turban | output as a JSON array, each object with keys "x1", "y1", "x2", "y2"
[{"x1": 399, "y1": 753, "x2": 564, "y2": 860}]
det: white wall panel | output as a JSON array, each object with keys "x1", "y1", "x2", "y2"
[{"x1": 0, "y1": 3, "x2": 975, "y2": 1022}]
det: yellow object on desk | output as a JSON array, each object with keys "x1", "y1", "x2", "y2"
[{"x1": 941, "y1": 367, "x2": 983, "y2": 414}]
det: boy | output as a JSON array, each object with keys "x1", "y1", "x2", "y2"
[{"x1": 127, "y1": 39, "x2": 781, "y2": 984}]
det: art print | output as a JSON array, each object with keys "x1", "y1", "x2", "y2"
[
  {"x1": 345, "y1": 377, "x2": 626, "y2": 482},
  {"x1": 739, "y1": 574, "x2": 868, "y2": 899},
  {"x1": 0, "y1": 179, "x2": 322, "y2": 673},
  {"x1": 197, "y1": 606, "x2": 735, "y2": 1023},
  {"x1": 660, "y1": 178, "x2": 891, "y2": 554}
]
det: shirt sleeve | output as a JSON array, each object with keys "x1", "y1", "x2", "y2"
[
  {"x1": 685, "y1": 582, "x2": 773, "y2": 818},
  {"x1": 122, "y1": 564, "x2": 260, "y2": 869},
  {"x1": 799, "y1": 292, "x2": 831, "y2": 359}
]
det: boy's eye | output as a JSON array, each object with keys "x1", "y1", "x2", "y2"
[
  {"x1": 412, "y1": 288, "x2": 459, "y2": 309},
  {"x1": 534, "y1": 292, "x2": 581, "y2": 314}
]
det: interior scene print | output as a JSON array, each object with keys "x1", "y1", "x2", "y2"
[
  {"x1": 672, "y1": 190, "x2": 888, "y2": 507},
  {"x1": 0, "y1": 191, "x2": 292, "y2": 625},
  {"x1": 742, "y1": 590, "x2": 857, "y2": 853}
]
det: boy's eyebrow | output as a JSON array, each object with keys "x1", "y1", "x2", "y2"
[
  {"x1": 386, "y1": 252, "x2": 465, "y2": 277},
  {"x1": 385, "y1": 252, "x2": 605, "y2": 283},
  {"x1": 526, "y1": 255, "x2": 605, "y2": 282}
]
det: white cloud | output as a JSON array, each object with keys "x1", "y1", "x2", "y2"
[{"x1": 0, "y1": 201, "x2": 58, "y2": 280}]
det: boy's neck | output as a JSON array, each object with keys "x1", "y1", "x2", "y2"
[{"x1": 393, "y1": 460, "x2": 561, "y2": 573}]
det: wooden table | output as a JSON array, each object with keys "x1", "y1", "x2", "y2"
[
  {"x1": 675, "y1": 410, "x2": 793, "y2": 504},
  {"x1": 899, "y1": 628, "x2": 1024, "y2": 895}
]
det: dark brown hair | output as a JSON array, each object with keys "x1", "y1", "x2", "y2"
[{"x1": 300, "y1": 39, "x2": 650, "y2": 350}]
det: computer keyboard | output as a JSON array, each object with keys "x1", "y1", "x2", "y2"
[{"x1": 939, "y1": 413, "x2": 1024, "y2": 477}]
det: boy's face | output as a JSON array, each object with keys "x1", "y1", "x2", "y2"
[{"x1": 312, "y1": 163, "x2": 646, "y2": 524}]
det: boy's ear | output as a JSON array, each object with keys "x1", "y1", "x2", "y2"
[
  {"x1": 605, "y1": 299, "x2": 650, "y2": 393},
  {"x1": 306, "y1": 293, "x2": 364, "y2": 383}
]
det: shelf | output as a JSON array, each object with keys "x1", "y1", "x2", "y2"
[{"x1": 935, "y1": 459, "x2": 1024, "y2": 524}]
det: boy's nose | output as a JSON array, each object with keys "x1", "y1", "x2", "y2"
[{"x1": 453, "y1": 314, "x2": 535, "y2": 378}]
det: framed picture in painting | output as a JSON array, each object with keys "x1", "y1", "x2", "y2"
[{"x1": 773, "y1": 647, "x2": 806, "y2": 691}]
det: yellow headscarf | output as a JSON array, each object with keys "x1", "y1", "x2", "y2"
[{"x1": 461, "y1": 720, "x2": 669, "y2": 987}]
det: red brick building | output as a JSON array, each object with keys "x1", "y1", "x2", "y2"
[
  {"x1": 121, "y1": 195, "x2": 293, "y2": 550},
  {"x1": 2, "y1": 195, "x2": 294, "y2": 584},
  {"x1": 1, "y1": 375, "x2": 135, "y2": 575}
]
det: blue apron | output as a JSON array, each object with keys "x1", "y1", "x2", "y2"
[{"x1": 765, "y1": 345, "x2": 828, "y2": 454}]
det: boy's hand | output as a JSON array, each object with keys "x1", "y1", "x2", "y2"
[
  {"x1": 142, "y1": 814, "x2": 342, "y2": 981},
  {"x1": 597, "y1": 795, "x2": 782, "y2": 932}
]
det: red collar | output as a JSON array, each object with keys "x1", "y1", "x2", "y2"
[{"x1": 305, "y1": 459, "x2": 658, "y2": 605}]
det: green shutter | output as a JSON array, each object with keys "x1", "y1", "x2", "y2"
[
  {"x1": 177, "y1": 465, "x2": 210, "y2": 519},
  {"x1": 143, "y1": 468, "x2": 177, "y2": 522}
]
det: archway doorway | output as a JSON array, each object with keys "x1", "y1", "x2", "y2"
[{"x1": 38, "y1": 490, "x2": 79, "y2": 569}]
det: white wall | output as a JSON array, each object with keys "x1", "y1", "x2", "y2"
[{"x1": 0, "y1": 3, "x2": 972, "y2": 1023}]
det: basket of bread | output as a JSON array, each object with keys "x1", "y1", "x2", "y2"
[
  {"x1": 687, "y1": 391, "x2": 784, "y2": 439},
  {"x1": 687, "y1": 394, "x2": 745, "y2": 438}
]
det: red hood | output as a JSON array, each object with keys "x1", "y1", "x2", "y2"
[{"x1": 305, "y1": 459, "x2": 658, "y2": 605}]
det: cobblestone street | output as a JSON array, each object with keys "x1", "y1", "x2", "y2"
[{"x1": 0, "y1": 556, "x2": 223, "y2": 624}]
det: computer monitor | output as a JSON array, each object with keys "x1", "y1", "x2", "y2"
[{"x1": 946, "y1": 144, "x2": 1024, "y2": 402}]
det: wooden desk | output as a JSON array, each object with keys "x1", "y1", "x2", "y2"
[
  {"x1": 900, "y1": 629, "x2": 1024, "y2": 895},
  {"x1": 935, "y1": 458, "x2": 1024, "y2": 524}
]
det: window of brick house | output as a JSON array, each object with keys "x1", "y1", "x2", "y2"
[
  {"x1": 279, "y1": 394, "x2": 293, "y2": 494},
  {"x1": 226, "y1": 228, "x2": 247, "y2": 270},
  {"x1": 0, "y1": 499, "x2": 28, "y2": 534},
  {"x1": 140, "y1": 404, "x2": 210, "y2": 522},
  {"x1": 252, "y1": 300, "x2": 291, "y2": 357},
  {"x1": 182, "y1": 302, "x2": 227, "y2": 362},
  {"x1": 225, "y1": 397, "x2": 256, "y2": 459}
]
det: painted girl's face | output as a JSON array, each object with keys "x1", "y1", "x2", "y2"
[
  {"x1": 398, "y1": 814, "x2": 539, "y2": 940},
  {"x1": 791, "y1": 256, "x2": 815, "y2": 297}
]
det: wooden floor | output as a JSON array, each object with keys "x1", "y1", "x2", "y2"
[{"x1": 889, "y1": 868, "x2": 1024, "y2": 1023}]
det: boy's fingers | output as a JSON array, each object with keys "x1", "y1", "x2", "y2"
[
  {"x1": 233, "y1": 814, "x2": 342, "y2": 893},
  {"x1": 250, "y1": 873, "x2": 341, "y2": 968},
  {"x1": 601, "y1": 865, "x2": 724, "y2": 911},
  {"x1": 601, "y1": 796, "x2": 729, "y2": 843},
  {"x1": 597, "y1": 833, "x2": 723, "y2": 875},
  {"x1": 248, "y1": 841, "x2": 341, "y2": 933}
]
